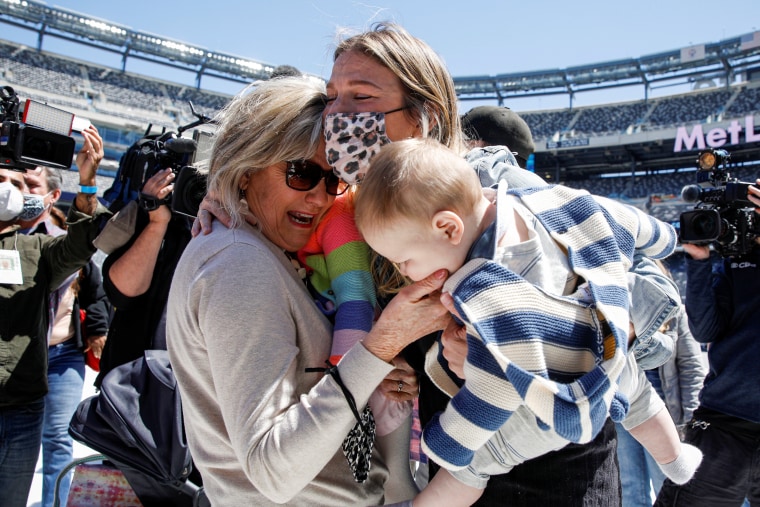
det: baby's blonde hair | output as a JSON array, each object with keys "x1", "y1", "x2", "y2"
[
  {"x1": 355, "y1": 138, "x2": 482, "y2": 294},
  {"x1": 355, "y1": 138, "x2": 482, "y2": 234}
]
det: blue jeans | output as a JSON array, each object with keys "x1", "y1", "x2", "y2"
[
  {"x1": 616, "y1": 422, "x2": 666, "y2": 507},
  {"x1": 42, "y1": 340, "x2": 85, "y2": 507},
  {"x1": 0, "y1": 398, "x2": 45, "y2": 507}
]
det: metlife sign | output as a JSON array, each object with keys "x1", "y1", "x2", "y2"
[{"x1": 673, "y1": 115, "x2": 760, "y2": 152}]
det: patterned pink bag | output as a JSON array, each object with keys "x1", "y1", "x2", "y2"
[{"x1": 55, "y1": 455, "x2": 142, "y2": 507}]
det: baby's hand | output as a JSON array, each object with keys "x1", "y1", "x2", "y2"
[{"x1": 439, "y1": 297, "x2": 467, "y2": 380}]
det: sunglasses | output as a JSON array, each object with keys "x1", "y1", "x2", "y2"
[{"x1": 285, "y1": 160, "x2": 349, "y2": 196}]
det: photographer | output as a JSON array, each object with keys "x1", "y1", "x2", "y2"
[
  {"x1": 655, "y1": 178, "x2": 760, "y2": 507},
  {"x1": 96, "y1": 166, "x2": 192, "y2": 385},
  {"x1": 0, "y1": 125, "x2": 108, "y2": 507},
  {"x1": 94, "y1": 159, "x2": 196, "y2": 506}
]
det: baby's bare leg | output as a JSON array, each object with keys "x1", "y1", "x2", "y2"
[
  {"x1": 627, "y1": 407, "x2": 681, "y2": 463},
  {"x1": 628, "y1": 407, "x2": 702, "y2": 484},
  {"x1": 413, "y1": 468, "x2": 484, "y2": 507}
]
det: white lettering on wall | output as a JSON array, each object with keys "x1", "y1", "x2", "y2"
[{"x1": 673, "y1": 116, "x2": 758, "y2": 152}]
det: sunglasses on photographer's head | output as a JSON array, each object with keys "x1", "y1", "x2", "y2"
[{"x1": 285, "y1": 160, "x2": 349, "y2": 196}]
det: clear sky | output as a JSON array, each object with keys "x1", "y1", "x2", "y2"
[{"x1": 3, "y1": 0, "x2": 759, "y2": 112}]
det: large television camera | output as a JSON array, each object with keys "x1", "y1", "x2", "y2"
[
  {"x1": 679, "y1": 148, "x2": 759, "y2": 257},
  {"x1": 107, "y1": 103, "x2": 213, "y2": 218},
  {"x1": 0, "y1": 85, "x2": 76, "y2": 171},
  {"x1": 171, "y1": 129, "x2": 213, "y2": 218}
]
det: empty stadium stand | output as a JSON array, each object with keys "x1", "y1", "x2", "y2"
[{"x1": 1, "y1": 2, "x2": 758, "y2": 275}]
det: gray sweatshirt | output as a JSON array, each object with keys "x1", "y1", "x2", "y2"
[{"x1": 167, "y1": 222, "x2": 414, "y2": 505}]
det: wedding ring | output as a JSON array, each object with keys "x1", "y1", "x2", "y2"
[{"x1": 397, "y1": 381, "x2": 404, "y2": 393}]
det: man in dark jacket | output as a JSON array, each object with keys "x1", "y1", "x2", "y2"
[
  {"x1": 0, "y1": 125, "x2": 109, "y2": 507},
  {"x1": 20, "y1": 163, "x2": 111, "y2": 507},
  {"x1": 96, "y1": 166, "x2": 191, "y2": 387},
  {"x1": 656, "y1": 178, "x2": 760, "y2": 506}
]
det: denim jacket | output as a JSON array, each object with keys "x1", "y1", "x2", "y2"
[
  {"x1": 656, "y1": 305, "x2": 707, "y2": 426},
  {"x1": 468, "y1": 146, "x2": 680, "y2": 368},
  {"x1": 627, "y1": 255, "x2": 681, "y2": 369}
]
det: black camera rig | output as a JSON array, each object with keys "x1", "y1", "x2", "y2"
[
  {"x1": 679, "y1": 148, "x2": 759, "y2": 257},
  {"x1": 106, "y1": 103, "x2": 213, "y2": 218},
  {"x1": 0, "y1": 85, "x2": 76, "y2": 171}
]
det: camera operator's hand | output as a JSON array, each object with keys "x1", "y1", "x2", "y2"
[
  {"x1": 683, "y1": 243, "x2": 711, "y2": 260},
  {"x1": 141, "y1": 168, "x2": 174, "y2": 225},
  {"x1": 749, "y1": 178, "x2": 760, "y2": 210},
  {"x1": 110, "y1": 167, "x2": 174, "y2": 298}
]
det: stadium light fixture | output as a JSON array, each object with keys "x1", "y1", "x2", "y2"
[{"x1": 79, "y1": 17, "x2": 126, "y2": 36}]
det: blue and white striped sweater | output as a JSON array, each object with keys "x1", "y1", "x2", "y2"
[{"x1": 421, "y1": 183, "x2": 676, "y2": 471}]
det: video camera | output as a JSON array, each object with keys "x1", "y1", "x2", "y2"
[
  {"x1": 110, "y1": 103, "x2": 213, "y2": 218},
  {"x1": 0, "y1": 85, "x2": 76, "y2": 171},
  {"x1": 679, "y1": 148, "x2": 759, "y2": 257}
]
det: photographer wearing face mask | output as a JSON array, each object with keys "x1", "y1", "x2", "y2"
[
  {"x1": 18, "y1": 163, "x2": 111, "y2": 507},
  {"x1": 0, "y1": 124, "x2": 110, "y2": 507}
]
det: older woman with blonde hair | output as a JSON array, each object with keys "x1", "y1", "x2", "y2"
[{"x1": 166, "y1": 76, "x2": 449, "y2": 506}]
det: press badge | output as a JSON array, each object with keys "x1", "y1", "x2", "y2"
[{"x1": 0, "y1": 249, "x2": 23, "y2": 284}]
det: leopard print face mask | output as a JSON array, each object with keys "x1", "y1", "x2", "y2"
[{"x1": 324, "y1": 107, "x2": 406, "y2": 185}]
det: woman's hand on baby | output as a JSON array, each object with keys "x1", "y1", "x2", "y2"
[
  {"x1": 364, "y1": 269, "x2": 449, "y2": 363},
  {"x1": 192, "y1": 190, "x2": 260, "y2": 236}
]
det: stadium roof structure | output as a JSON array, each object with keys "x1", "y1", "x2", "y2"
[
  {"x1": 2, "y1": 0, "x2": 760, "y2": 100},
  {"x1": 0, "y1": 0, "x2": 277, "y2": 87},
  {"x1": 1, "y1": 0, "x2": 759, "y2": 181},
  {"x1": 454, "y1": 36, "x2": 760, "y2": 107},
  {"x1": 534, "y1": 131, "x2": 760, "y2": 183}
]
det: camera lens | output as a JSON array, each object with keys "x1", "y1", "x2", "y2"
[
  {"x1": 172, "y1": 166, "x2": 207, "y2": 218},
  {"x1": 680, "y1": 209, "x2": 721, "y2": 243},
  {"x1": 691, "y1": 213, "x2": 718, "y2": 237}
]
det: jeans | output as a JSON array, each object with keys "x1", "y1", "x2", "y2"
[
  {"x1": 655, "y1": 410, "x2": 760, "y2": 507},
  {"x1": 0, "y1": 398, "x2": 45, "y2": 507},
  {"x1": 42, "y1": 340, "x2": 85, "y2": 507},
  {"x1": 616, "y1": 422, "x2": 666, "y2": 507}
]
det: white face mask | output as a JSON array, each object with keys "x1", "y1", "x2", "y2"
[
  {"x1": 0, "y1": 180, "x2": 24, "y2": 222},
  {"x1": 19, "y1": 192, "x2": 50, "y2": 222},
  {"x1": 324, "y1": 107, "x2": 406, "y2": 185}
]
